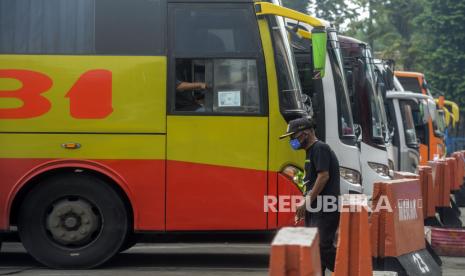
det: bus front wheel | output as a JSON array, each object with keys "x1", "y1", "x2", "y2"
[{"x1": 18, "y1": 173, "x2": 128, "y2": 269}]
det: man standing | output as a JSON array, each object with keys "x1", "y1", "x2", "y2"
[{"x1": 280, "y1": 117, "x2": 341, "y2": 273}]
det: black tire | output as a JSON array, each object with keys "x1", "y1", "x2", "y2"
[
  {"x1": 18, "y1": 173, "x2": 128, "y2": 269},
  {"x1": 119, "y1": 233, "x2": 138, "y2": 253}
]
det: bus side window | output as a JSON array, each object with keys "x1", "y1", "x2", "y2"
[{"x1": 169, "y1": 4, "x2": 265, "y2": 115}]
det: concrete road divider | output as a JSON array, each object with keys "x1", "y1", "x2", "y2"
[
  {"x1": 393, "y1": 169, "x2": 438, "y2": 225},
  {"x1": 430, "y1": 159, "x2": 463, "y2": 227},
  {"x1": 371, "y1": 178, "x2": 441, "y2": 275},
  {"x1": 393, "y1": 171, "x2": 418, "y2": 180},
  {"x1": 429, "y1": 160, "x2": 451, "y2": 207},
  {"x1": 333, "y1": 194, "x2": 372, "y2": 276},
  {"x1": 419, "y1": 166, "x2": 439, "y2": 225},
  {"x1": 269, "y1": 227, "x2": 321, "y2": 276},
  {"x1": 446, "y1": 158, "x2": 459, "y2": 192},
  {"x1": 451, "y1": 151, "x2": 465, "y2": 204},
  {"x1": 453, "y1": 151, "x2": 465, "y2": 207},
  {"x1": 452, "y1": 152, "x2": 464, "y2": 189}
]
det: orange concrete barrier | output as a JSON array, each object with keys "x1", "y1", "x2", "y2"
[
  {"x1": 452, "y1": 152, "x2": 464, "y2": 188},
  {"x1": 393, "y1": 171, "x2": 418, "y2": 180},
  {"x1": 371, "y1": 179, "x2": 425, "y2": 258},
  {"x1": 370, "y1": 179, "x2": 441, "y2": 275},
  {"x1": 269, "y1": 227, "x2": 321, "y2": 276},
  {"x1": 429, "y1": 160, "x2": 450, "y2": 207},
  {"x1": 334, "y1": 194, "x2": 373, "y2": 276},
  {"x1": 418, "y1": 166, "x2": 436, "y2": 219},
  {"x1": 393, "y1": 169, "x2": 436, "y2": 219},
  {"x1": 446, "y1": 157, "x2": 459, "y2": 192}
]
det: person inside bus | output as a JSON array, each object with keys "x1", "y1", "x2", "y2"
[
  {"x1": 176, "y1": 80, "x2": 208, "y2": 111},
  {"x1": 175, "y1": 60, "x2": 208, "y2": 112}
]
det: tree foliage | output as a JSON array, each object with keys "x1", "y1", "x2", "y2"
[
  {"x1": 281, "y1": 0, "x2": 465, "y2": 109},
  {"x1": 416, "y1": 0, "x2": 465, "y2": 107}
]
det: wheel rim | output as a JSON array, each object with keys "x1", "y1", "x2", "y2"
[{"x1": 46, "y1": 197, "x2": 101, "y2": 247}]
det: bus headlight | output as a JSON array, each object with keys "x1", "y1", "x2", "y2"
[
  {"x1": 340, "y1": 167, "x2": 361, "y2": 185},
  {"x1": 368, "y1": 162, "x2": 390, "y2": 178}
]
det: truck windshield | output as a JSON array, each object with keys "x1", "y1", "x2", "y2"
[
  {"x1": 399, "y1": 101, "x2": 418, "y2": 147},
  {"x1": 268, "y1": 16, "x2": 305, "y2": 120},
  {"x1": 328, "y1": 31, "x2": 355, "y2": 138}
]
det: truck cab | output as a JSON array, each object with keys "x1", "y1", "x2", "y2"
[{"x1": 395, "y1": 71, "x2": 445, "y2": 162}]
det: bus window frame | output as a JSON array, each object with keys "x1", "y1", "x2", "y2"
[{"x1": 166, "y1": 3, "x2": 268, "y2": 117}]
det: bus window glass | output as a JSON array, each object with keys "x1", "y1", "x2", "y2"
[
  {"x1": 174, "y1": 59, "x2": 261, "y2": 113},
  {"x1": 409, "y1": 100, "x2": 428, "y2": 144},
  {"x1": 171, "y1": 5, "x2": 263, "y2": 114},
  {"x1": 213, "y1": 59, "x2": 260, "y2": 113},
  {"x1": 328, "y1": 31, "x2": 355, "y2": 137},
  {"x1": 172, "y1": 6, "x2": 261, "y2": 56},
  {"x1": 397, "y1": 77, "x2": 423, "y2": 94},
  {"x1": 268, "y1": 17, "x2": 304, "y2": 118},
  {"x1": 0, "y1": 0, "x2": 164, "y2": 55},
  {"x1": 400, "y1": 102, "x2": 418, "y2": 146}
]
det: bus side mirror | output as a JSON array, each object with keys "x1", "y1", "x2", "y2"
[
  {"x1": 311, "y1": 26, "x2": 327, "y2": 79},
  {"x1": 354, "y1": 124, "x2": 362, "y2": 140}
]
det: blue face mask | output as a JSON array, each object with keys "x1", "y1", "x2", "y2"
[{"x1": 290, "y1": 138, "x2": 302, "y2": 150}]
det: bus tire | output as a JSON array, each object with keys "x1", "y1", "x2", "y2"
[
  {"x1": 119, "y1": 233, "x2": 138, "y2": 253},
  {"x1": 18, "y1": 173, "x2": 128, "y2": 269}
]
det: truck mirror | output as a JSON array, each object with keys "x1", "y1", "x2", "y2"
[
  {"x1": 427, "y1": 98, "x2": 437, "y2": 122},
  {"x1": 311, "y1": 26, "x2": 327, "y2": 79},
  {"x1": 419, "y1": 100, "x2": 429, "y2": 124}
]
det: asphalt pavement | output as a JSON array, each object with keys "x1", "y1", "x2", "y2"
[
  {"x1": 1, "y1": 241, "x2": 465, "y2": 275},
  {"x1": 0, "y1": 242, "x2": 270, "y2": 276}
]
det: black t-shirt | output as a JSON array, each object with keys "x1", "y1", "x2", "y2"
[{"x1": 304, "y1": 140, "x2": 340, "y2": 200}]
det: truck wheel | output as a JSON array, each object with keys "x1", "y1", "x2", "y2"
[{"x1": 18, "y1": 173, "x2": 128, "y2": 269}]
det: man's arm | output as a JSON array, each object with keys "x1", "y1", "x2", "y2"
[
  {"x1": 307, "y1": 171, "x2": 329, "y2": 203},
  {"x1": 176, "y1": 82, "x2": 207, "y2": 91}
]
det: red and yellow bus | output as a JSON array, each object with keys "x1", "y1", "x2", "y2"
[
  {"x1": 395, "y1": 71, "x2": 445, "y2": 163},
  {"x1": 0, "y1": 0, "x2": 331, "y2": 269}
]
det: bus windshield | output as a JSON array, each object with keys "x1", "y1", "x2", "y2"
[
  {"x1": 365, "y1": 49, "x2": 385, "y2": 142},
  {"x1": 328, "y1": 30, "x2": 355, "y2": 138},
  {"x1": 269, "y1": 16, "x2": 305, "y2": 120}
]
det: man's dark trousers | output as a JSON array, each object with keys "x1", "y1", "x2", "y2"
[{"x1": 305, "y1": 209, "x2": 340, "y2": 272}]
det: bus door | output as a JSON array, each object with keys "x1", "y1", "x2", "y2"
[{"x1": 165, "y1": 3, "x2": 269, "y2": 230}]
